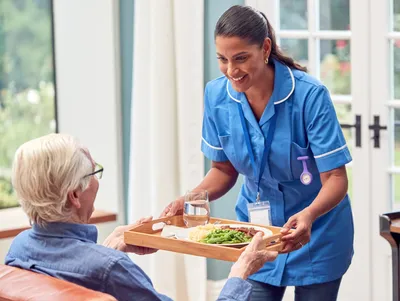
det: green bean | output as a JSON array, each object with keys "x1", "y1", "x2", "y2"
[{"x1": 200, "y1": 229, "x2": 252, "y2": 244}]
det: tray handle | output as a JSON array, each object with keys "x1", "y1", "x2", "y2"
[
  {"x1": 128, "y1": 215, "x2": 181, "y2": 234},
  {"x1": 262, "y1": 233, "x2": 283, "y2": 253}
]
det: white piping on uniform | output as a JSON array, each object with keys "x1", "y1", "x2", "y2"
[
  {"x1": 274, "y1": 66, "x2": 295, "y2": 104},
  {"x1": 314, "y1": 144, "x2": 347, "y2": 159},
  {"x1": 225, "y1": 65, "x2": 295, "y2": 105},
  {"x1": 202, "y1": 137, "x2": 223, "y2": 150},
  {"x1": 226, "y1": 80, "x2": 241, "y2": 103}
]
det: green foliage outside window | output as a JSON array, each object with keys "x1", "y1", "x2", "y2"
[{"x1": 0, "y1": 0, "x2": 55, "y2": 210}]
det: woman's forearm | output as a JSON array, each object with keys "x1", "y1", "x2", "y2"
[
  {"x1": 306, "y1": 166, "x2": 348, "y2": 221},
  {"x1": 193, "y1": 161, "x2": 239, "y2": 201}
]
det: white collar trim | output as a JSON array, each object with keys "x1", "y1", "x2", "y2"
[
  {"x1": 226, "y1": 80, "x2": 241, "y2": 103},
  {"x1": 226, "y1": 66, "x2": 295, "y2": 105}
]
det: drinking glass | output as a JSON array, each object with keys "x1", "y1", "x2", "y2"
[{"x1": 183, "y1": 190, "x2": 210, "y2": 227}]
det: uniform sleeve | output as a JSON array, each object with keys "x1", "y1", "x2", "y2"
[
  {"x1": 105, "y1": 255, "x2": 172, "y2": 301},
  {"x1": 201, "y1": 84, "x2": 228, "y2": 162},
  {"x1": 216, "y1": 277, "x2": 252, "y2": 301},
  {"x1": 305, "y1": 85, "x2": 352, "y2": 172}
]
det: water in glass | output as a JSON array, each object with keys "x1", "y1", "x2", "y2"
[{"x1": 183, "y1": 190, "x2": 210, "y2": 227}]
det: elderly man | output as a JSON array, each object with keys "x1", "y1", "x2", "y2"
[{"x1": 5, "y1": 134, "x2": 278, "y2": 301}]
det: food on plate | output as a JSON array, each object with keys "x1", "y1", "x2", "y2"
[
  {"x1": 201, "y1": 228, "x2": 252, "y2": 244},
  {"x1": 220, "y1": 225, "x2": 261, "y2": 237},
  {"x1": 188, "y1": 224, "x2": 217, "y2": 242},
  {"x1": 189, "y1": 224, "x2": 263, "y2": 244}
]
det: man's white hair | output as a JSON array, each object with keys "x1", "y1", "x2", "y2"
[{"x1": 11, "y1": 133, "x2": 93, "y2": 226}]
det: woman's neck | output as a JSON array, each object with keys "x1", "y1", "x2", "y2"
[
  {"x1": 246, "y1": 66, "x2": 274, "y2": 102},
  {"x1": 245, "y1": 65, "x2": 275, "y2": 120}
]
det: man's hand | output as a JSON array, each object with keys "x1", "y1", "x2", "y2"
[
  {"x1": 228, "y1": 232, "x2": 278, "y2": 280},
  {"x1": 102, "y1": 216, "x2": 158, "y2": 255}
]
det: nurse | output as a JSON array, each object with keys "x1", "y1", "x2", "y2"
[{"x1": 161, "y1": 5, "x2": 353, "y2": 301}]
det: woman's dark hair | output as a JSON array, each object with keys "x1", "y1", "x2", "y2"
[{"x1": 215, "y1": 5, "x2": 307, "y2": 72}]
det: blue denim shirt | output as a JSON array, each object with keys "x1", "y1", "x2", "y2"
[{"x1": 5, "y1": 222, "x2": 251, "y2": 301}]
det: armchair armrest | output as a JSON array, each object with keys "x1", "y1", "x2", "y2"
[{"x1": 0, "y1": 264, "x2": 116, "y2": 301}]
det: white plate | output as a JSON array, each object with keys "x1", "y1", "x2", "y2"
[
  {"x1": 160, "y1": 225, "x2": 194, "y2": 239},
  {"x1": 160, "y1": 224, "x2": 273, "y2": 247}
]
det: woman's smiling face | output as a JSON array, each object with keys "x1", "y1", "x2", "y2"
[{"x1": 216, "y1": 36, "x2": 268, "y2": 93}]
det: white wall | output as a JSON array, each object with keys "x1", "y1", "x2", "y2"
[{"x1": 0, "y1": 239, "x2": 14, "y2": 263}]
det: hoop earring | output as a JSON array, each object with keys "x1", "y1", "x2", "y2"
[{"x1": 265, "y1": 57, "x2": 269, "y2": 64}]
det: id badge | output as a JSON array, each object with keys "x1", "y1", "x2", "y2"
[{"x1": 247, "y1": 201, "x2": 272, "y2": 226}]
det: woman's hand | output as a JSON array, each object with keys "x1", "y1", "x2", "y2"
[
  {"x1": 159, "y1": 161, "x2": 238, "y2": 218},
  {"x1": 159, "y1": 197, "x2": 185, "y2": 217},
  {"x1": 279, "y1": 167, "x2": 347, "y2": 253},
  {"x1": 279, "y1": 208, "x2": 315, "y2": 253},
  {"x1": 102, "y1": 216, "x2": 158, "y2": 255}
]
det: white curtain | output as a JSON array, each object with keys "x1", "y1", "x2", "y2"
[{"x1": 128, "y1": 1, "x2": 206, "y2": 300}]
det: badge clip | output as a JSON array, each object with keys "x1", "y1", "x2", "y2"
[{"x1": 256, "y1": 192, "x2": 261, "y2": 203}]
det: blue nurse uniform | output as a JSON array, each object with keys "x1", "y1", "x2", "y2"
[{"x1": 201, "y1": 59, "x2": 354, "y2": 286}]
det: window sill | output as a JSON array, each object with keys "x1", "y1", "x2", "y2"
[{"x1": 0, "y1": 207, "x2": 117, "y2": 239}]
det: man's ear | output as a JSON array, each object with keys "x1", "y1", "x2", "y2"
[{"x1": 67, "y1": 189, "x2": 82, "y2": 209}]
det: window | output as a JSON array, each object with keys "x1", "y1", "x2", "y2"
[{"x1": 0, "y1": 0, "x2": 56, "y2": 210}]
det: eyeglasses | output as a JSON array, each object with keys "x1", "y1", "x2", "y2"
[{"x1": 83, "y1": 162, "x2": 104, "y2": 179}]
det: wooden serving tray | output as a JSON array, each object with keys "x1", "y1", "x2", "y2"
[{"x1": 124, "y1": 215, "x2": 283, "y2": 262}]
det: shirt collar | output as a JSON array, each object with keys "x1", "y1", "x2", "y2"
[
  {"x1": 32, "y1": 222, "x2": 98, "y2": 243},
  {"x1": 226, "y1": 59, "x2": 295, "y2": 105}
]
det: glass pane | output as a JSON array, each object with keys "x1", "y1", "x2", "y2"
[
  {"x1": 393, "y1": 108, "x2": 400, "y2": 165},
  {"x1": 334, "y1": 103, "x2": 353, "y2": 199},
  {"x1": 320, "y1": 0, "x2": 350, "y2": 31},
  {"x1": 394, "y1": 0, "x2": 400, "y2": 31},
  {"x1": 320, "y1": 39, "x2": 351, "y2": 94},
  {"x1": 280, "y1": 39, "x2": 308, "y2": 68},
  {"x1": 334, "y1": 103, "x2": 353, "y2": 153},
  {"x1": 335, "y1": 103, "x2": 352, "y2": 124},
  {"x1": 280, "y1": 0, "x2": 307, "y2": 30},
  {"x1": 0, "y1": 0, "x2": 56, "y2": 210},
  {"x1": 392, "y1": 40, "x2": 400, "y2": 99},
  {"x1": 347, "y1": 167, "x2": 353, "y2": 201},
  {"x1": 392, "y1": 175, "x2": 400, "y2": 206}
]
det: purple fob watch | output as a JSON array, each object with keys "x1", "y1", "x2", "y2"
[{"x1": 297, "y1": 156, "x2": 313, "y2": 185}]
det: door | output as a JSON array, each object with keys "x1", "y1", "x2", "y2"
[
  {"x1": 370, "y1": 0, "x2": 399, "y2": 300},
  {"x1": 246, "y1": 0, "x2": 390, "y2": 300}
]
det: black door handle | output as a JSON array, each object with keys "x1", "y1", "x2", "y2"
[
  {"x1": 340, "y1": 115, "x2": 361, "y2": 147},
  {"x1": 369, "y1": 115, "x2": 387, "y2": 148}
]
